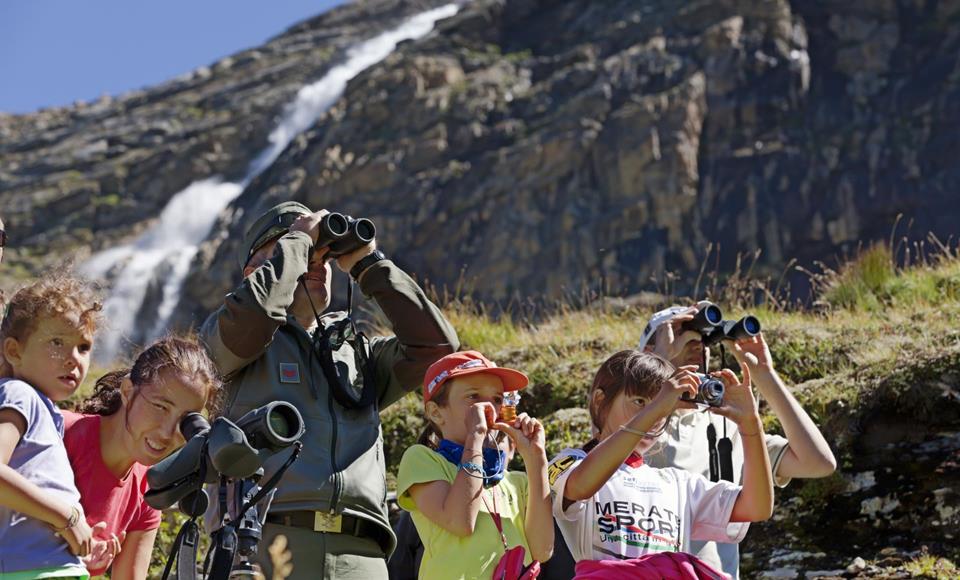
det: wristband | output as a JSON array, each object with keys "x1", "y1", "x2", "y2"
[
  {"x1": 350, "y1": 250, "x2": 386, "y2": 281},
  {"x1": 460, "y1": 461, "x2": 483, "y2": 474},
  {"x1": 54, "y1": 505, "x2": 81, "y2": 531},
  {"x1": 619, "y1": 425, "x2": 659, "y2": 438}
]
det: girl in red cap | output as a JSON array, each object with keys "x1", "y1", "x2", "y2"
[{"x1": 396, "y1": 350, "x2": 553, "y2": 579}]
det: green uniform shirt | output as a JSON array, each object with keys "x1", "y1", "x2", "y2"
[{"x1": 201, "y1": 230, "x2": 459, "y2": 555}]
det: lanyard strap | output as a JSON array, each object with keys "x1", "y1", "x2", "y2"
[{"x1": 481, "y1": 487, "x2": 508, "y2": 549}]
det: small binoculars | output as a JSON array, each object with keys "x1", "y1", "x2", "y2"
[{"x1": 680, "y1": 302, "x2": 761, "y2": 348}]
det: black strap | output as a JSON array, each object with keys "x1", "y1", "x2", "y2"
[
  {"x1": 160, "y1": 444, "x2": 210, "y2": 580},
  {"x1": 302, "y1": 277, "x2": 378, "y2": 410},
  {"x1": 160, "y1": 518, "x2": 199, "y2": 580},
  {"x1": 706, "y1": 423, "x2": 720, "y2": 482},
  {"x1": 719, "y1": 420, "x2": 734, "y2": 482},
  {"x1": 207, "y1": 526, "x2": 238, "y2": 580}
]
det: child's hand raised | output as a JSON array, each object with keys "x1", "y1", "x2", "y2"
[
  {"x1": 465, "y1": 402, "x2": 496, "y2": 438},
  {"x1": 493, "y1": 413, "x2": 546, "y2": 465},
  {"x1": 707, "y1": 366, "x2": 761, "y2": 428},
  {"x1": 730, "y1": 333, "x2": 775, "y2": 375},
  {"x1": 649, "y1": 365, "x2": 701, "y2": 416}
]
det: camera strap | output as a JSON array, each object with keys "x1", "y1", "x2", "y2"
[
  {"x1": 706, "y1": 423, "x2": 720, "y2": 482},
  {"x1": 301, "y1": 277, "x2": 378, "y2": 409},
  {"x1": 719, "y1": 420, "x2": 734, "y2": 482},
  {"x1": 160, "y1": 456, "x2": 210, "y2": 580}
]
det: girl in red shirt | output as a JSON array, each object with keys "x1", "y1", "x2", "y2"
[{"x1": 64, "y1": 336, "x2": 221, "y2": 578}]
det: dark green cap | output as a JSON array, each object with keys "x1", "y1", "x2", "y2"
[{"x1": 239, "y1": 201, "x2": 312, "y2": 267}]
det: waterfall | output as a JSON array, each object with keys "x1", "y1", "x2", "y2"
[{"x1": 83, "y1": 3, "x2": 459, "y2": 362}]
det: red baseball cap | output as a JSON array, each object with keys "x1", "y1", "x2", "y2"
[{"x1": 423, "y1": 350, "x2": 529, "y2": 403}]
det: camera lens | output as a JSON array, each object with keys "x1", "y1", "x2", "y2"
[
  {"x1": 699, "y1": 378, "x2": 725, "y2": 406},
  {"x1": 268, "y1": 408, "x2": 293, "y2": 439}
]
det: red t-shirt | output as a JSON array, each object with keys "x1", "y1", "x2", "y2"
[{"x1": 62, "y1": 411, "x2": 162, "y2": 575}]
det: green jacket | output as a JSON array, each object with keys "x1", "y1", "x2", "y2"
[{"x1": 201, "y1": 230, "x2": 459, "y2": 554}]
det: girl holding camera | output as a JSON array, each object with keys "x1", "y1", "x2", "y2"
[{"x1": 548, "y1": 351, "x2": 773, "y2": 579}]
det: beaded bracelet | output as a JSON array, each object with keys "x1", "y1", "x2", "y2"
[
  {"x1": 54, "y1": 505, "x2": 81, "y2": 531},
  {"x1": 619, "y1": 424, "x2": 663, "y2": 438}
]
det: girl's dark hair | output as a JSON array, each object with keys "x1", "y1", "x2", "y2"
[
  {"x1": 416, "y1": 382, "x2": 453, "y2": 450},
  {"x1": 589, "y1": 350, "x2": 675, "y2": 432},
  {"x1": 79, "y1": 335, "x2": 222, "y2": 416}
]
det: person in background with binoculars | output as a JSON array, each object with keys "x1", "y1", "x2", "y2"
[
  {"x1": 639, "y1": 301, "x2": 837, "y2": 578},
  {"x1": 200, "y1": 201, "x2": 459, "y2": 579}
]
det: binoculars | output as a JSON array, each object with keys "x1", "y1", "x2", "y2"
[
  {"x1": 145, "y1": 401, "x2": 305, "y2": 513},
  {"x1": 315, "y1": 212, "x2": 376, "y2": 257},
  {"x1": 680, "y1": 375, "x2": 725, "y2": 407},
  {"x1": 680, "y1": 302, "x2": 761, "y2": 348}
]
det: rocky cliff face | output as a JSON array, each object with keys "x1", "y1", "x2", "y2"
[
  {"x1": 0, "y1": 0, "x2": 452, "y2": 278},
  {"x1": 174, "y1": 0, "x2": 960, "y2": 325},
  {"x1": 2, "y1": 0, "x2": 958, "y2": 315}
]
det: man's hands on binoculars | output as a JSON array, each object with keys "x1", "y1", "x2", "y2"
[
  {"x1": 291, "y1": 209, "x2": 377, "y2": 275},
  {"x1": 651, "y1": 307, "x2": 702, "y2": 361}
]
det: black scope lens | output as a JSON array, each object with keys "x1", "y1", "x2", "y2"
[
  {"x1": 743, "y1": 316, "x2": 761, "y2": 335},
  {"x1": 180, "y1": 413, "x2": 210, "y2": 440},
  {"x1": 268, "y1": 407, "x2": 293, "y2": 438}
]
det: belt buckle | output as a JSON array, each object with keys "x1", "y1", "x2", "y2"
[{"x1": 313, "y1": 511, "x2": 342, "y2": 533}]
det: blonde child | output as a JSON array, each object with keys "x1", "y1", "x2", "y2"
[
  {"x1": 549, "y1": 351, "x2": 773, "y2": 579},
  {"x1": 397, "y1": 351, "x2": 554, "y2": 579},
  {"x1": 0, "y1": 275, "x2": 104, "y2": 579}
]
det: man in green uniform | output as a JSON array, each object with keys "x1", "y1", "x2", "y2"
[{"x1": 201, "y1": 202, "x2": 459, "y2": 579}]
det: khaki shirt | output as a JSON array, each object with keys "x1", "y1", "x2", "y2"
[{"x1": 201, "y1": 230, "x2": 458, "y2": 555}]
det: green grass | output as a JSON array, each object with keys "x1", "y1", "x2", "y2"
[
  {"x1": 384, "y1": 242, "x2": 960, "y2": 482},
  {"x1": 904, "y1": 551, "x2": 959, "y2": 579}
]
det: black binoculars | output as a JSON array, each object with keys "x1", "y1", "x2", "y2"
[
  {"x1": 315, "y1": 212, "x2": 376, "y2": 257},
  {"x1": 680, "y1": 302, "x2": 761, "y2": 348},
  {"x1": 680, "y1": 375, "x2": 725, "y2": 407}
]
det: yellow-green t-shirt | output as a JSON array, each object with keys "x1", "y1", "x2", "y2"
[{"x1": 397, "y1": 444, "x2": 531, "y2": 580}]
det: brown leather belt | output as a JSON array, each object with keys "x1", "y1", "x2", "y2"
[{"x1": 265, "y1": 510, "x2": 377, "y2": 539}]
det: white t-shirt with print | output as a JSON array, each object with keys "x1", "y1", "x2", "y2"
[
  {"x1": 644, "y1": 411, "x2": 790, "y2": 578},
  {"x1": 549, "y1": 448, "x2": 748, "y2": 563}
]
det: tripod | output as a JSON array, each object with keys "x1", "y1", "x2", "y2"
[{"x1": 160, "y1": 442, "x2": 302, "y2": 580}]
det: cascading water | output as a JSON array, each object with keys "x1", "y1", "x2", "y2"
[{"x1": 83, "y1": 3, "x2": 459, "y2": 363}]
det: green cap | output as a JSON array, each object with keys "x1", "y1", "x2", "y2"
[{"x1": 239, "y1": 201, "x2": 312, "y2": 267}]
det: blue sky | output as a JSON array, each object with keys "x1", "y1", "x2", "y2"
[{"x1": 0, "y1": 0, "x2": 344, "y2": 113}]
